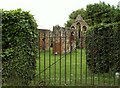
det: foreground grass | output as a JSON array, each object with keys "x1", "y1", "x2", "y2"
[{"x1": 35, "y1": 48, "x2": 119, "y2": 86}]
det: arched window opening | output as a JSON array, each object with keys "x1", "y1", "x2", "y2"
[
  {"x1": 76, "y1": 22, "x2": 80, "y2": 26},
  {"x1": 82, "y1": 26, "x2": 87, "y2": 31},
  {"x1": 71, "y1": 26, "x2": 75, "y2": 30}
]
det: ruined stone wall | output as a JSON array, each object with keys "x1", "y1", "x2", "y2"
[
  {"x1": 39, "y1": 15, "x2": 88, "y2": 54},
  {"x1": 71, "y1": 15, "x2": 88, "y2": 49},
  {"x1": 52, "y1": 26, "x2": 77, "y2": 54},
  {"x1": 39, "y1": 29, "x2": 50, "y2": 51}
]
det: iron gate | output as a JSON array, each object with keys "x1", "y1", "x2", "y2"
[{"x1": 35, "y1": 26, "x2": 120, "y2": 87}]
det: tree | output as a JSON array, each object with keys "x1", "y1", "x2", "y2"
[
  {"x1": 86, "y1": 2, "x2": 120, "y2": 26},
  {"x1": 65, "y1": 8, "x2": 86, "y2": 27},
  {"x1": 65, "y1": 2, "x2": 120, "y2": 27}
]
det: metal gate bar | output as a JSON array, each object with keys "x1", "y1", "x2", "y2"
[{"x1": 37, "y1": 28, "x2": 120, "y2": 87}]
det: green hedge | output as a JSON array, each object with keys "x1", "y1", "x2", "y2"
[
  {"x1": 86, "y1": 22, "x2": 120, "y2": 73},
  {"x1": 2, "y1": 9, "x2": 38, "y2": 85}
]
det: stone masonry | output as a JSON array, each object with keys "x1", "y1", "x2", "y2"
[
  {"x1": 39, "y1": 15, "x2": 88, "y2": 54},
  {"x1": 39, "y1": 29, "x2": 51, "y2": 51},
  {"x1": 52, "y1": 26, "x2": 77, "y2": 54},
  {"x1": 52, "y1": 15, "x2": 88, "y2": 54},
  {"x1": 71, "y1": 15, "x2": 88, "y2": 48}
]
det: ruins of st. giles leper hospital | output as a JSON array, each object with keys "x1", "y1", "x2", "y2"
[{"x1": 39, "y1": 15, "x2": 88, "y2": 54}]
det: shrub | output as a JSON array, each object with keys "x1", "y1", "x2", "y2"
[
  {"x1": 2, "y1": 9, "x2": 38, "y2": 85},
  {"x1": 86, "y1": 22, "x2": 120, "y2": 73}
]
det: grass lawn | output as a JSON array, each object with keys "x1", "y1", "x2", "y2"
[{"x1": 35, "y1": 48, "x2": 119, "y2": 86}]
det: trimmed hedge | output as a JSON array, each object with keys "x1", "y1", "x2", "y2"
[
  {"x1": 2, "y1": 9, "x2": 38, "y2": 85},
  {"x1": 86, "y1": 22, "x2": 120, "y2": 73}
]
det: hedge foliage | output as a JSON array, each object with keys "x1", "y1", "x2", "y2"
[
  {"x1": 86, "y1": 22, "x2": 120, "y2": 73},
  {"x1": 2, "y1": 9, "x2": 38, "y2": 85}
]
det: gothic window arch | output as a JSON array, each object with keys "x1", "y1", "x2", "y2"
[{"x1": 82, "y1": 26, "x2": 87, "y2": 31}]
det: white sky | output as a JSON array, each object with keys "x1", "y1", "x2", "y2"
[{"x1": 0, "y1": 0, "x2": 119, "y2": 30}]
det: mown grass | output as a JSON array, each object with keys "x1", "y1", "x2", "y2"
[{"x1": 35, "y1": 48, "x2": 119, "y2": 86}]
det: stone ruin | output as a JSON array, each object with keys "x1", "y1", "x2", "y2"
[
  {"x1": 71, "y1": 15, "x2": 88, "y2": 49},
  {"x1": 39, "y1": 29, "x2": 51, "y2": 51},
  {"x1": 52, "y1": 26, "x2": 77, "y2": 54},
  {"x1": 52, "y1": 15, "x2": 88, "y2": 54},
  {"x1": 39, "y1": 15, "x2": 88, "y2": 54}
]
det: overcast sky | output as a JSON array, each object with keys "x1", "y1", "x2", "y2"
[{"x1": 0, "y1": 0, "x2": 120, "y2": 30}]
